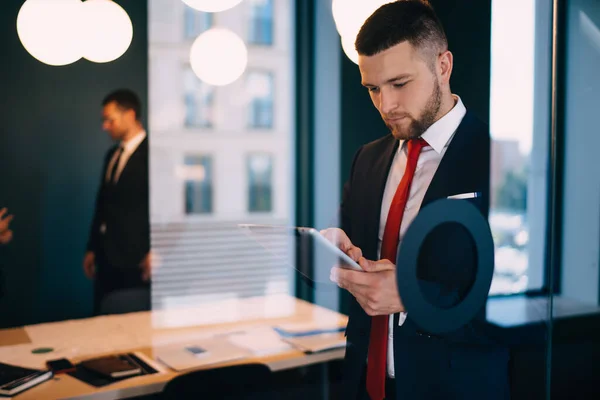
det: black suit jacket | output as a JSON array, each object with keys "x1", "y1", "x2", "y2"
[
  {"x1": 87, "y1": 138, "x2": 150, "y2": 269},
  {"x1": 341, "y1": 112, "x2": 509, "y2": 399}
]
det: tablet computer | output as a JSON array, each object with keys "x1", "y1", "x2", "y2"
[{"x1": 239, "y1": 224, "x2": 363, "y2": 273}]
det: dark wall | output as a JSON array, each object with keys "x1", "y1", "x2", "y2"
[
  {"x1": 0, "y1": 0, "x2": 148, "y2": 328},
  {"x1": 340, "y1": 0, "x2": 492, "y2": 183}
]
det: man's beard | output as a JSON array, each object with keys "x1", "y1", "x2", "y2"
[{"x1": 386, "y1": 80, "x2": 442, "y2": 140}]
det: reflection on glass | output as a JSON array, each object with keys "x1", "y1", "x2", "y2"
[
  {"x1": 149, "y1": 0, "x2": 294, "y2": 314},
  {"x1": 184, "y1": 7, "x2": 213, "y2": 39},
  {"x1": 184, "y1": 155, "x2": 213, "y2": 214},
  {"x1": 184, "y1": 67, "x2": 215, "y2": 128},
  {"x1": 489, "y1": 0, "x2": 542, "y2": 295},
  {"x1": 248, "y1": 153, "x2": 273, "y2": 212},
  {"x1": 247, "y1": 71, "x2": 274, "y2": 128},
  {"x1": 248, "y1": 0, "x2": 273, "y2": 45}
]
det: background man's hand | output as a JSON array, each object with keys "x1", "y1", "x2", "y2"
[
  {"x1": 140, "y1": 251, "x2": 160, "y2": 281},
  {"x1": 83, "y1": 251, "x2": 96, "y2": 279},
  {"x1": 319, "y1": 228, "x2": 363, "y2": 261},
  {"x1": 331, "y1": 257, "x2": 404, "y2": 316},
  {"x1": 0, "y1": 208, "x2": 14, "y2": 245}
]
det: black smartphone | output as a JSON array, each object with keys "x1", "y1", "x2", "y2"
[{"x1": 46, "y1": 358, "x2": 76, "y2": 374}]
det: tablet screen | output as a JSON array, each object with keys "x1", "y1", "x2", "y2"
[{"x1": 239, "y1": 224, "x2": 362, "y2": 285}]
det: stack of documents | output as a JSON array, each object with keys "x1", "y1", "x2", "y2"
[
  {"x1": 282, "y1": 332, "x2": 346, "y2": 353},
  {"x1": 273, "y1": 322, "x2": 346, "y2": 353},
  {"x1": 153, "y1": 322, "x2": 347, "y2": 372}
]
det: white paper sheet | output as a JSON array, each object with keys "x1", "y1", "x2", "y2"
[
  {"x1": 226, "y1": 327, "x2": 293, "y2": 356},
  {"x1": 154, "y1": 337, "x2": 250, "y2": 372}
]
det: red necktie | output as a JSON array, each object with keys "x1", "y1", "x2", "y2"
[{"x1": 366, "y1": 137, "x2": 428, "y2": 400}]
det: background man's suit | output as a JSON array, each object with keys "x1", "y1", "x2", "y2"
[
  {"x1": 87, "y1": 138, "x2": 150, "y2": 314},
  {"x1": 340, "y1": 111, "x2": 510, "y2": 399}
]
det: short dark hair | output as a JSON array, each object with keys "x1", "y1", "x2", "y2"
[
  {"x1": 102, "y1": 89, "x2": 142, "y2": 121},
  {"x1": 355, "y1": 0, "x2": 447, "y2": 67}
]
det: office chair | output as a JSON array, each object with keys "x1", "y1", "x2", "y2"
[
  {"x1": 161, "y1": 363, "x2": 275, "y2": 400},
  {"x1": 98, "y1": 288, "x2": 151, "y2": 315}
]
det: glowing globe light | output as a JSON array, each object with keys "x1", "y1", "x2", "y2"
[
  {"x1": 16, "y1": 0, "x2": 83, "y2": 66},
  {"x1": 182, "y1": 0, "x2": 244, "y2": 13},
  {"x1": 332, "y1": 0, "x2": 391, "y2": 63},
  {"x1": 341, "y1": 34, "x2": 359, "y2": 64},
  {"x1": 190, "y1": 28, "x2": 248, "y2": 86},
  {"x1": 81, "y1": 0, "x2": 133, "y2": 63}
]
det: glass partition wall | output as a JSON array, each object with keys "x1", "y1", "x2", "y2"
[{"x1": 148, "y1": 0, "x2": 296, "y2": 317}]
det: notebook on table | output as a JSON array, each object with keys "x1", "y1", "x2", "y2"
[
  {"x1": 80, "y1": 354, "x2": 142, "y2": 379},
  {"x1": 69, "y1": 353, "x2": 158, "y2": 388},
  {"x1": 0, "y1": 362, "x2": 53, "y2": 397}
]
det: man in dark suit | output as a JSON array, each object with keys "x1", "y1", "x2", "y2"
[
  {"x1": 83, "y1": 89, "x2": 151, "y2": 315},
  {"x1": 323, "y1": 2, "x2": 509, "y2": 399}
]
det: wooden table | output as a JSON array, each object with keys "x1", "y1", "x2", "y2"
[{"x1": 0, "y1": 295, "x2": 347, "y2": 400}]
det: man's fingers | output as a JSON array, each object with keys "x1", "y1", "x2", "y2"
[
  {"x1": 320, "y1": 228, "x2": 364, "y2": 262},
  {"x1": 347, "y1": 246, "x2": 362, "y2": 262},
  {"x1": 330, "y1": 266, "x2": 373, "y2": 288},
  {"x1": 0, "y1": 208, "x2": 6, "y2": 219},
  {"x1": 84, "y1": 263, "x2": 95, "y2": 279},
  {"x1": 359, "y1": 257, "x2": 396, "y2": 272},
  {"x1": 321, "y1": 228, "x2": 350, "y2": 249},
  {"x1": 0, "y1": 230, "x2": 12, "y2": 244},
  {"x1": 0, "y1": 215, "x2": 13, "y2": 230},
  {"x1": 330, "y1": 267, "x2": 341, "y2": 285},
  {"x1": 320, "y1": 228, "x2": 345, "y2": 247}
]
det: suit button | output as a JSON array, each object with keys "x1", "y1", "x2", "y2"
[{"x1": 416, "y1": 330, "x2": 432, "y2": 339}]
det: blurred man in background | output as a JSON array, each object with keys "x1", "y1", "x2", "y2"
[{"x1": 84, "y1": 89, "x2": 151, "y2": 315}]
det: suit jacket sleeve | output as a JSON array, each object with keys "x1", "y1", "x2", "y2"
[{"x1": 87, "y1": 150, "x2": 112, "y2": 253}]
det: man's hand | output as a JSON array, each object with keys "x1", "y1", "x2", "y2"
[
  {"x1": 319, "y1": 228, "x2": 362, "y2": 262},
  {"x1": 331, "y1": 258, "x2": 404, "y2": 316},
  {"x1": 83, "y1": 251, "x2": 96, "y2": 279},
  {"x1": 139, "y1": 251, "x2": 159, "y2": 282},
  {"x1": 0, "y1": 208, "x2": 14, "y2": 245}
]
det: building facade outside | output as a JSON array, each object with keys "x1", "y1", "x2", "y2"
[{"x1": 148, "y1": 0, "x2": 295, "y2": 312}]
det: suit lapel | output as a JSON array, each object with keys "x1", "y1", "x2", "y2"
[
  {"x1": 421, "y1": 111, "x2": 477, "y2": 208},
  {"x1": 115, "y1": 138, "x2": 147, "y2": 186},
  {"x1": 364, "y1": 135, "x2": 399, "y2": 259}
]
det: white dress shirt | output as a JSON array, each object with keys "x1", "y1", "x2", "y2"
[
  {"x1": 105, "y1": 130, "x2": 147, "y2": 184},
  {"x1": 377, "y1": 95, "x2": 466, "y2": 378}
]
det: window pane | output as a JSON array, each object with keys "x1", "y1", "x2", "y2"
[
  {"x1": 246, "y1": 71, "x2": 274, "y2": 128},
  {"x1": 489, "y1": 0, "x2": 547, "y2": 294},
  {"x1": 248, "y1": 0, "x2": 273, "y2": 45},
  {"x1": 184, "y1": 155, "x2": 213, "y2": 214},
  {"x1": 184, "y1": 7, "x2": 213, "y2": 39},
  {"x1": 248, "y1": 154, "x2": 273, "y2": 212},
  {"x1": 184, "y1": 67, "x2": 215, "y2": 128}
]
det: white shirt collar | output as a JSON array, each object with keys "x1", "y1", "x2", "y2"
[
  {"x1": 421, "y1": 94, "x2": 466, "y2": 154},
  {"x1": 120, "y1": 130, "x2": 146, "y2": 153},
  {"x1": 398, "y1": 95, "x2": 466, "y2": 155}
]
